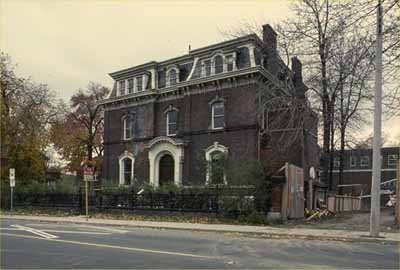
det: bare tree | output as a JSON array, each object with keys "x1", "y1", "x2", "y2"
[{"x1": 222, "y1": 0, "x2": 399, "y2": 190}]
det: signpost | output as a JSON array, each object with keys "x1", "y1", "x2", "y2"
[
  {"x1": 9, "y1": 168, "x2": 15, "y2": 211},
  {"x1": 308, "y1": 167, "x2": 315, "y2": 210},
  {"x1": 83, "y1": 166, "x2": 93, "y2": 220}
]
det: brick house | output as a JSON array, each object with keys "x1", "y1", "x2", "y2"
[
  {"x1": 99, "y1": 24, "x2": 319, "y2": 189},
  {"x1": 331, "y1": 147, "x2": 399, "y2": 195}
]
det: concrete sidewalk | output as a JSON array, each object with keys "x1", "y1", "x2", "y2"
[{"x1": 2, "y1": 214, "x2": 399, "y2": 244}]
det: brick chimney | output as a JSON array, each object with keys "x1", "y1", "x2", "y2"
[
  {"x1": 291, "y1": 56, "x2": 305, "y2": 98},
  {"x1": 262, "y1": 24, "x2": 277, "y2": 51}
]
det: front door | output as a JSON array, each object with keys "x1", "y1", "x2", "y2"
[{"x1": 159, "y1": 154, "x2": 174, "y2": 186}]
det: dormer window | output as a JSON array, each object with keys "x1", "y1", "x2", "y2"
[
  {"x1": 168, "y1": 69, "x2": 177, "y2": 86},
  {"x1": 119, "y1": 80, "x2": 126, "y2": 96},
  {"x1": 226, "y1": 56, "x2": 234, "y2": 72},
  {"x1": 205, "y1": 60, "x2": 211, "y2": 76},
  {"x1": 214, "y1": 55, "x2": 223, "y2": 74},
  {"x1": 127, "y1": 79, "x2": 134, "y2": 94},
  {"x1": 136, "y1": 76, "x2": 143, "y2": 92}
]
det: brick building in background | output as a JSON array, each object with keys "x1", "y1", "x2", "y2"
[
  {"x1": 99, "y1": 25, "x2": 319, "y2": 190},
  {"x1": 331, "y1": 147, "x2": 399, "y2": 195}
]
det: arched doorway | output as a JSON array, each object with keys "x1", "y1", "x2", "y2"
[{"x1": 159, "y1": 154, "x2": 174, "y2": 186}]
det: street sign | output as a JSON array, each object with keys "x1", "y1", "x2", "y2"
[
  {"x1": 83, "y1": 166, "x2": 94, "y2": 182},
  {"x1": 84, "y1": 166, "x2": 93, "y2": 176},
  {"x1": 9, "y1": 168, "x2": 15, "y2": 187}
]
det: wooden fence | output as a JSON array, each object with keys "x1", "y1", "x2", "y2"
[{"x1": 327, "y1": 195, "x2": 361, "y2": 212}]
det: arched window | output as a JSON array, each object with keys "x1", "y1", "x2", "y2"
[
  {"x1": 211, "y1": 102, "x2": 225, "y2": 130},
  {"x1": 214, "y1": 55, "x2": 223, "y2": 74},
  {"x1": 166, "y1": 110, "x2": 178, "y2": 136},
  {"x1": 205, "y1": 142, "x2": 228, "y2": 185},
  {"x1": 119, "y1": 151, "x2": 135, "y2": 186},
  {"x1": 123, "y1": 113, "x2": 135, "y2": 140},
  {"x1": 209, "y1": 151, "x2": 225, "y2": 184},
  {"x1": 168, "y1": 69, "x2": 177, "y2": 86}
]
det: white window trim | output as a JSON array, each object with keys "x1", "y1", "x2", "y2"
[
  {"x1": 119, "y1": 80, "x2": 126, "y2": 96},
  {"x1": 118, "y1": 151, "x2": 135, "y2": 186},
  {"x1": 166, "y1": 67, "x2": 179, "y2": 87},
  {"x1": 360, "y1": 156, "x2": 370, "y2": 167},
  {"x1": 205, "y1": 142, "x2": 228, "y2": 185},
  {"x1": 211, "y1": 102, "x2": 225, "y2": 130},
  {"x1": 122, "y1": 114, "x2": 134, "y2": 140},
  {"x1": 136, "y1": 76, "x2": 143, "y2": 92},
  {"x1": 166, "y1": 111, "x2": 177, "y2": 136},
  {"x1": 388, "y1": 154, "x2": 398, "y2": 166},
  {"x1": 127, "y1": 78, "x2": 134, "y2": 94},
  {"x1": 211, "y1": 52, "x2": 226, "y2": 75}
]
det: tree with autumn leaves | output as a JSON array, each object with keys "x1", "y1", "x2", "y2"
[
  {"x1": 1, "y1": 52, "x2": 109, "y2": 185},
  {"x1": 1, "y1": 53, "x2": 62, "y2": 184},
  {"x1": 50, "y1": 82, "x2": 110, "y2": 176}
]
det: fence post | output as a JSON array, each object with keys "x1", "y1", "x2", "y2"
[
  {"x1": 150, "y1": 192, "x2": 153, "y2": 209},
  {"x1": 78, "y1": 187, "x2": 83, "y2": 214},
  {"x1": 131, "y1": 188, "x2": 136, "y2": 212}
]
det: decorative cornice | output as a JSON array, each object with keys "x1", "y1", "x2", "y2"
[
  {"x1": 146, "y1": 136, "x2": 185, "y2": 149},
  {"x1": 100, "y1": 66, "x2": 267, "y2": 108}
]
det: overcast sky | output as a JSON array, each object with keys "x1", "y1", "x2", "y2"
[{"x1": 1, "y1": 0, "x2": 399, "y2": 145}]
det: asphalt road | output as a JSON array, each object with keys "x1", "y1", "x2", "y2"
[{"x1": 1, "y1": 218, "x2": 398, "y2": 269}]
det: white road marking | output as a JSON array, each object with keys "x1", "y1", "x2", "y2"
[
  {"x1": 2, "y1": 233, "x2": 214, "y2": 259},
  {"x1": 25, "y1": 223, "x2": 128, "y2": 233},
  {"x1": 78, "y1": 225, "x2": 128, "y2": 233},
  {"x1": 2, "y1": 228, "x2": 110, "y2": 235},
  {"x1": 11, "y1": 225, "x2": 58, "y2": 239},
  {"x1": 37, "y1": 230, "x2": 111, "y2": 235}
]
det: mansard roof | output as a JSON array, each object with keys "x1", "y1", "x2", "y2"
[{"x1": 108, "y1": 33, "x2": 264, "y2": 80}]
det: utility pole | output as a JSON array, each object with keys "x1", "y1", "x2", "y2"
[
  {"x1": 396, "y1": 159, "x2": 400, "y2": 226},
  {"x1": 370, "y1": 0, "x2": 383, "y2": 237}
]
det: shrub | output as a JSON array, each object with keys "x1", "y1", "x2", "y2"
[{"x1": 238, "y1": 210, "x2": 268, "y2": 225}]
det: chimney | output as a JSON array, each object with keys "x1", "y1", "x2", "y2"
[
  {"x1": 262, "y1": 24, "x2": 277, "y2": 51},
  {"x1": 291, "y1": 57, "x2": 305, "y2": 98}
]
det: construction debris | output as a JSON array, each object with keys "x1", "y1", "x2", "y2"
[{"x1": 305, "y1": 208, "x2": 334, "y2": 221}]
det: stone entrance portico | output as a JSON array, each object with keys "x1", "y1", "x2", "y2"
[{"x1": 147, "y1": 136, "x2": 185, "y2": 187}]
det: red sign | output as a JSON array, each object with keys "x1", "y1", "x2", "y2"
[{"x1": 84, "y1": 166, "x2": 93, "y2": 176}]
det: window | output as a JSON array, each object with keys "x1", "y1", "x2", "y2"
[
  {"x1": 136, "y1": 76, "x2": 143, "y2": 92},
  {"x1": 119, "y1": 80, "x2": 125, "y2": 95},
  {"x1": 388, "y1": 154, "x2": 398, "y2": 166},
  {"x1": 123, "y1": 113, "x2": 135, "y2": 140},
  {"x1": 212, "y1": 102, "x2": 224, "y2": 129},
  {"x1": 360, "y1": 156, "x2": 369, "y2": 167},
  {"x1": 205, "y1": 60, "x2": 211, "y2": 76},
  {"x1": 350, "y1": 156, "x2": 357, "y2": 167},
  {"x1": 334, "y1": 157, "x2": 340, "y2": 168},
  {"x1": 127, "y1": 79, "x2": 134, "y2": 94},
  {"x1": 166, "y1": 110, "x2": 178, "y2": 136},
  {"x1": 214, "y1": 55, "x2": 223, "y2": 74},
  {"x1": 226, "y1": 56, "x2": 234, "y2": 72},
  {"x1": 119, "y1": 151, "x2": 134, "y2": 186},
  {"x1": 169, "y1": 69, "x2": 177, "y2": 86},
  {"x1": 123, "y1": 158, "x2": 132, "y2": 185},
  {"x1": 210, "y1": 151, "x2": 225, "y2": 184},
  {"x1": 205, "y1": 142, "x2": 228, "y2": 185}
]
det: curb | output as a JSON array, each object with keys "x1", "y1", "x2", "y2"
[{"x1": 2, "y1": 215, "x2": 399, "y2": 245}]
